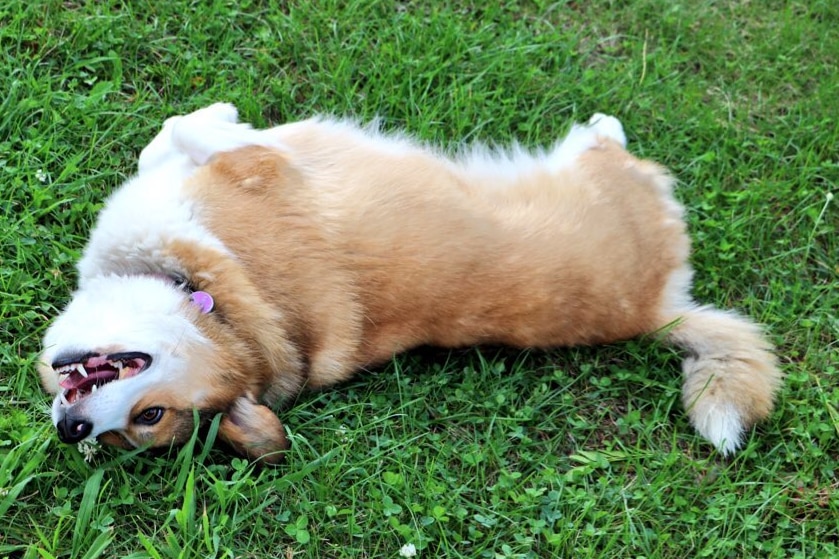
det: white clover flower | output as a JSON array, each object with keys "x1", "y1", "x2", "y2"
[
  {"x1": 338, "y1": 424, "x2": 351, "y2": 443},
  {"x1": 399, "y1": 543, "x2": 417, "y2": 558},
  {"x1": 36, "y1": 169, "x2": 48, "y2": 183},
  {"x1": 77, "y1": 439, "x2": 100, "y2": 462}
]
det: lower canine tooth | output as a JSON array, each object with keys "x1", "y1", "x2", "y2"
[
  {"x1": 91, "y1": 384, "x2": 98, "y2": 392},
  {"x1": 59, "y1": 392, "x2": 70, "y2": 406}
]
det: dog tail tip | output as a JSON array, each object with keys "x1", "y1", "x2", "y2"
[{"x1": 688, "y1": 399, "x2": 745, "y2": 457}]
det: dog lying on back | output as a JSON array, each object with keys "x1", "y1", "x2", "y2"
[{"x1": 38, "y1": 104, "x2": 782, "y2": 462}]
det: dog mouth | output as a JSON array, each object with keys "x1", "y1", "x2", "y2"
[{"x1": 54, "y1": 351, "x2": 152, "y2": 405}]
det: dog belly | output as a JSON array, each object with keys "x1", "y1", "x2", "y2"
[{"x1": 356, "y1": 269, "x2": 663, "y2": 366}]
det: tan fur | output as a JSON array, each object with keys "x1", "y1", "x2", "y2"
[{"x1": 188, "y1": 142, "x2": 683, "y2": 371}]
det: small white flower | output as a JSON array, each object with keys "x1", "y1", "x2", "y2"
[
  {"x1": 0, "y1": 488, "x2": 9, "y2": 497},
  {"x1": 36, "y1": 169, "x2": 48, "y2": 183},
  {"x1": 338, "y1": 424, "x2": 351, "y2": 443},
  {"x1": 399, "y1": 543, "x2": 417, "y2": 558},
  {"x1": 77, "y1": 439, "x2": 100, "y2": 462}
]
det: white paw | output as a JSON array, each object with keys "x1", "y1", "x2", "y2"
[
  {"x1": 547, "y1": 113, "x2": 627, "y2": 172},
  {"x1": 587, "y1": 113, "x2": 626, "y2": 147},
  {"x1": 190, "y1": 102, "x2": 239, "y2": 124}
]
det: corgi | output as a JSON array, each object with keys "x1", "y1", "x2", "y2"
[{"x1": 38, "y1": 103, "x2": 782, "y2": 463}]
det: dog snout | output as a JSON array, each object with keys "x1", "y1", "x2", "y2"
[{"x1": 56, "y1": 414, "x2": 94, "y2": 443}]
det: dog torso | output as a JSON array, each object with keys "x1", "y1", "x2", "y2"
[{"x1": 176, "y1": 118, "x2": 688, "y2": 390}]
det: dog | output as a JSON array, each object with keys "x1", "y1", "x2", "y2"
[{"x1": 38, "y1": 103, "x2": 782, "y2": 463}]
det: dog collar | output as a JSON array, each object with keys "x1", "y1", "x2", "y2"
[
  {"x1": 189, "y1": 291, "x2": 214, "y2": 314},
  {"x1": 144, "y1": 273, "x2": 214, "y2": 314}
]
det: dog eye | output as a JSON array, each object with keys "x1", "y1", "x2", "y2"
[{"x1": 135, "y1": 407, "x2": 164, "y2": 425}]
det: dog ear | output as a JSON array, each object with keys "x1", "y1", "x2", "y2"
[{"x1": 218, "y1": 396, "x2": 289, "y2": 464}]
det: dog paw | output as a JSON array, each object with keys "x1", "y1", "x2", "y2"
[
  {"x1": 587, "y1": 113, "x2": 626, "y2": 147},
  {"x1": 190, "y1": 102, "x2": 240, "y2": 124}
]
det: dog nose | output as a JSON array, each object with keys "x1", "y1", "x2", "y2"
[{"x1": 56, "y1": 415, "x2": 93, "y2": 443}]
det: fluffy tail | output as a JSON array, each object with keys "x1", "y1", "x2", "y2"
[{"x1": 666, "y1": 306, "x2": 782, "y2": 455}]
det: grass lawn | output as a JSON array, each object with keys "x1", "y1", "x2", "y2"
[{"x1": 1, "y1": 0, "x2": 837, "y2": 557}]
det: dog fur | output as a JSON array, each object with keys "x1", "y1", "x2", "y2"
[{"x1": 38, "y1": 104, "x2": 782, "y2": 462}]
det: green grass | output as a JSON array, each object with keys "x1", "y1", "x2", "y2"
[{"x1": 1, "y1": 0, "x2": 837, "y2": 557}]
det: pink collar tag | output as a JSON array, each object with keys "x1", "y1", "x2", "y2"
[{"x1": 190, "y1": 291, "x2": 214, "y2": 314}]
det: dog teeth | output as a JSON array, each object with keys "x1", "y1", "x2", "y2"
[
  {"x1": 56, "y1": 363, "x2": 79, "y2": 385},
  {"x1": 91, "y1": 384, "x2": 98, "y2": 393},
  {"x1": 59, "y1": 392, "x2": 70, "y2": 406},
  {"x1": 77, "y1": 364, "x2": 88, "y2": 378}
]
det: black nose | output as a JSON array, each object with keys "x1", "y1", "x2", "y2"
[{"x1": 56, "y1": 416, "x2": 93, "y2": 443}]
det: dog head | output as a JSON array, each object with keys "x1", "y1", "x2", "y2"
[{"x1": 38, "y1": 272, "x2": 295, "y2": 463}]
